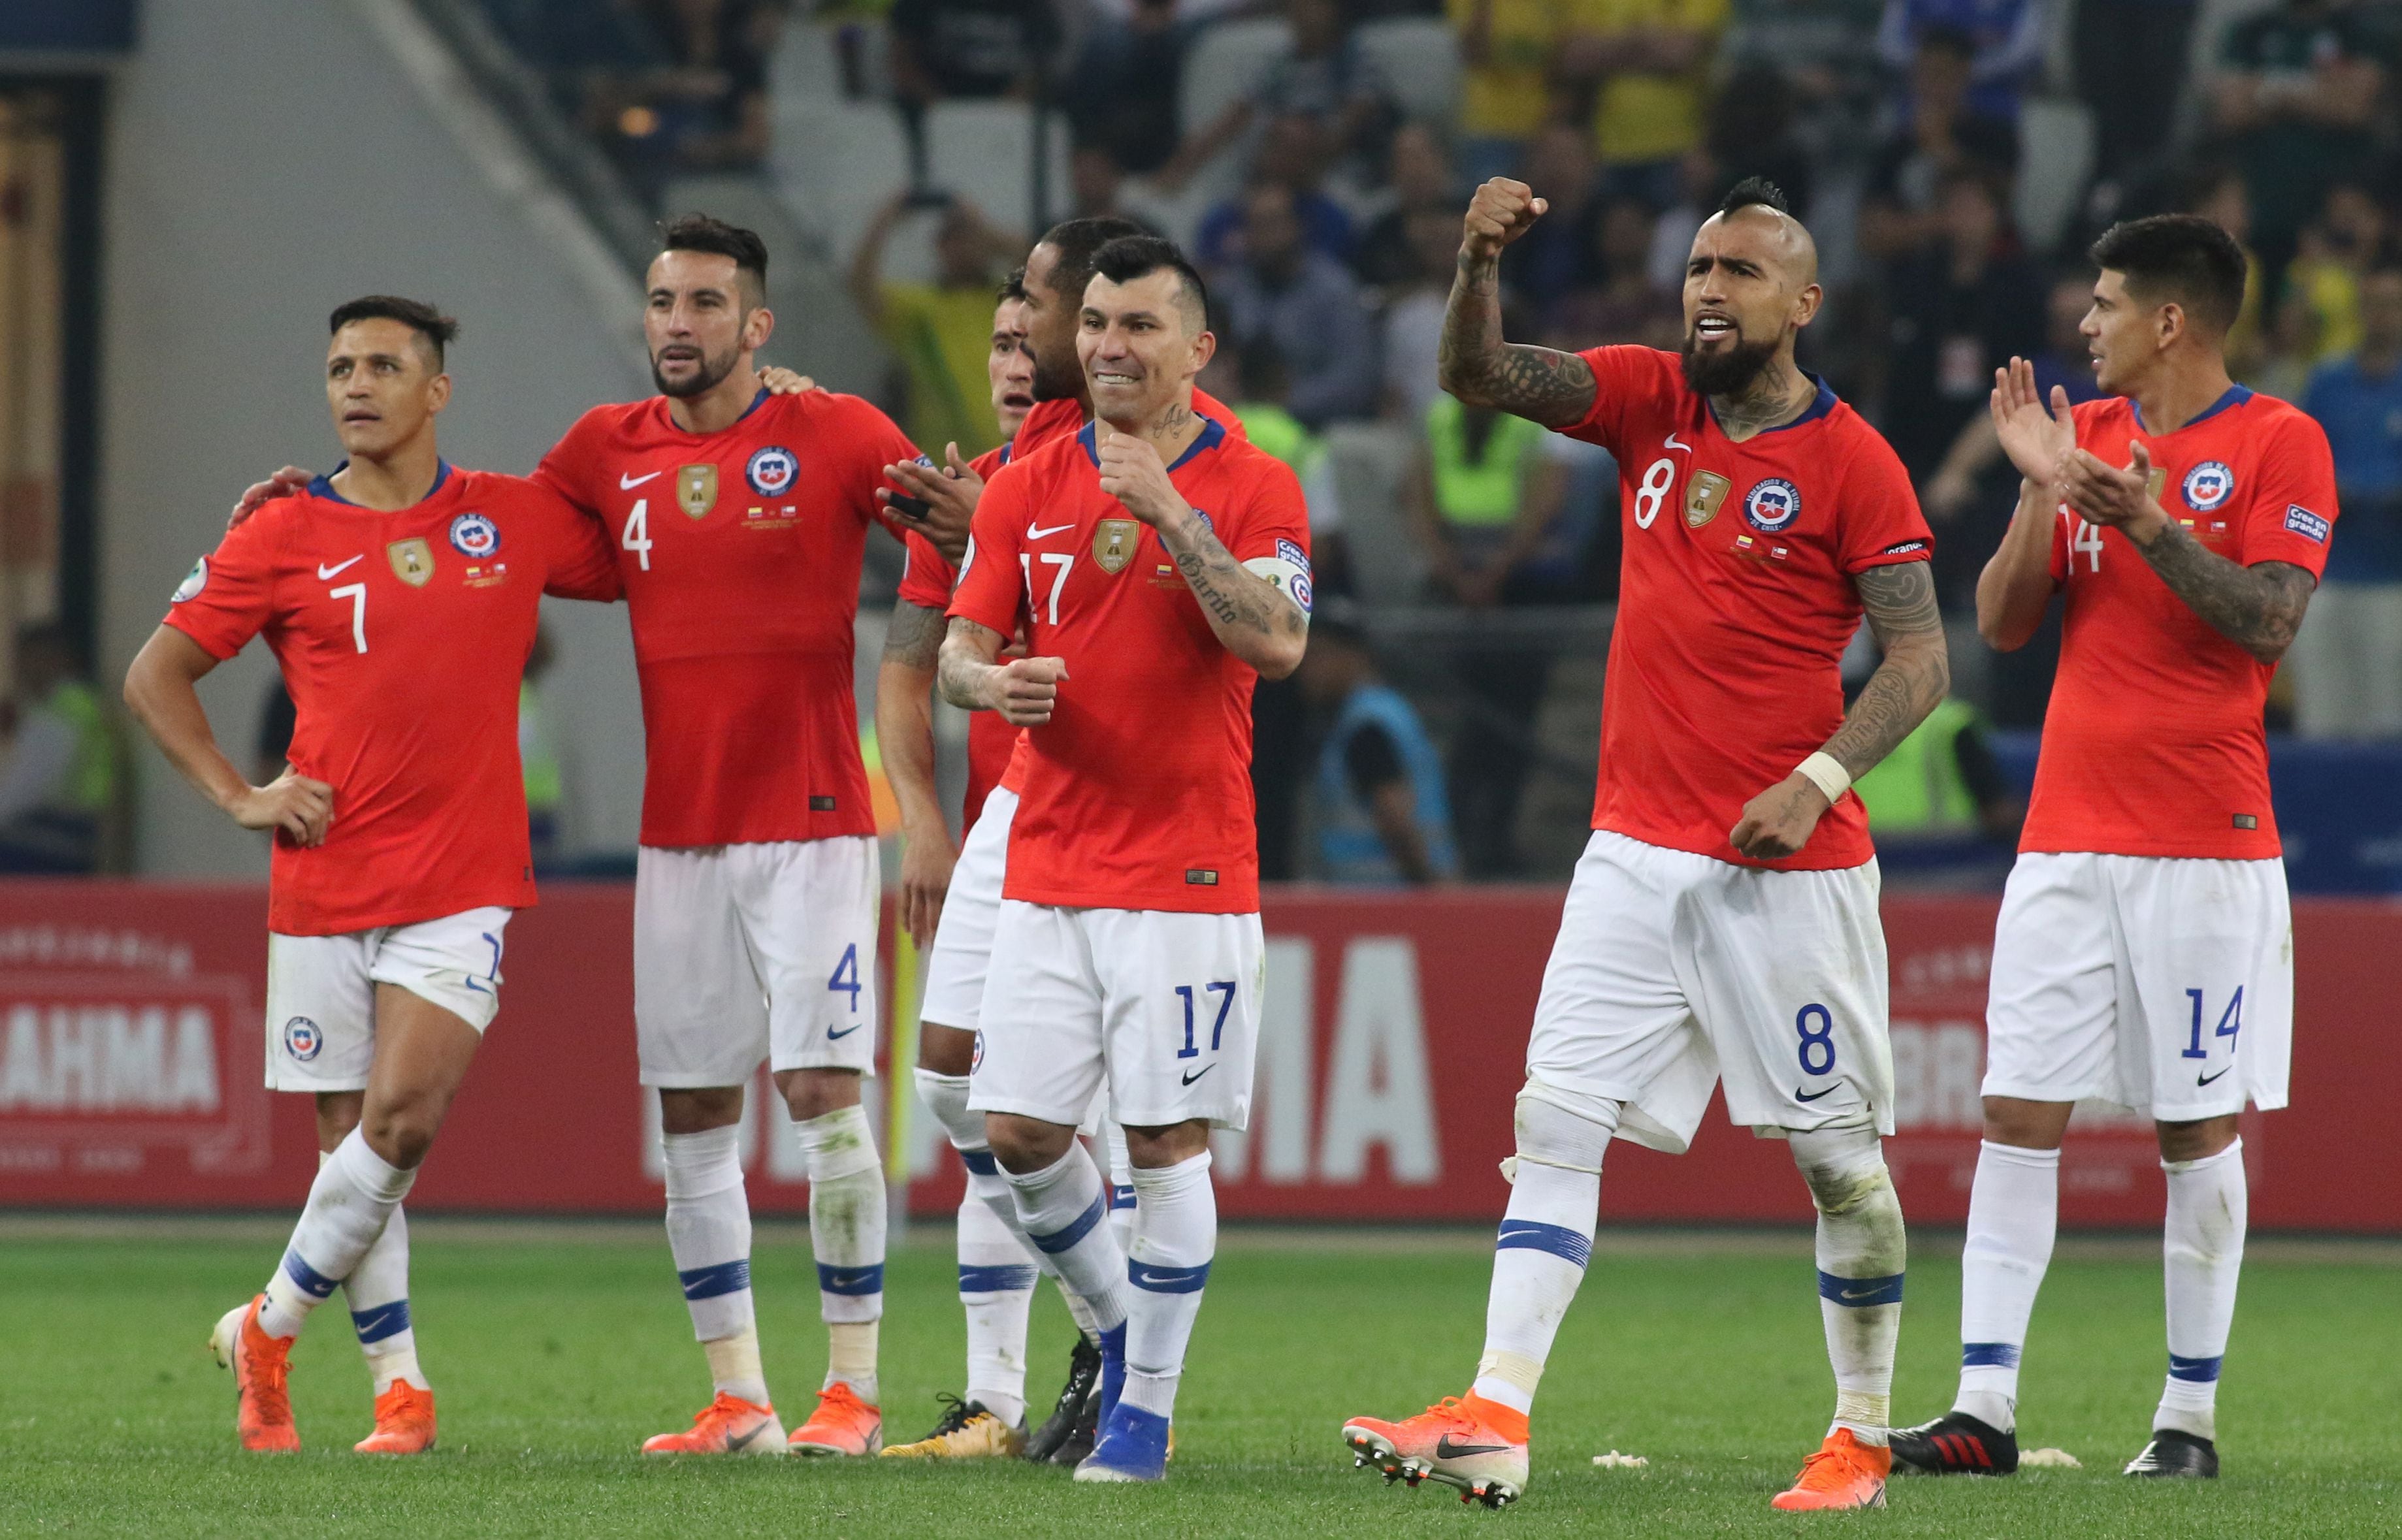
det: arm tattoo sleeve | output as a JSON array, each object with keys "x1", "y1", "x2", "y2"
[
  {"x1": 881, "y1": 600, "x2": 949, "y2": 669},
  {"x1": 1437, "y1": 254, "x2": 1597, "y2": 428},
  {"x1": 1823, "y1": 560, "x2": 1952, "y2": 781},
  {"x1": 2133, "y1": 529, "x2": 2314, "y2": 664},
  {"x1": 936, "y1": 617, "x2": 1005, "y2": 709},
  {"x1": 1158, "y1": 514, "x2": 1308, "y2": 644}
]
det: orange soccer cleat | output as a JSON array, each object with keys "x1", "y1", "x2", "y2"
[
  {"x1": 788, "y1": 1382, "x2": 883, "y2": 1457},
  {"x1": 208, "y1": 1296, "x2": 299, "y2": 1454},
  {"x1": 1341, "y1": 1392, "x2": 1530, "y2": 1508},
  {"x1": 355, "y1": 1381, "x2": 438, "y2": 1454},
  {"x1": 641, "y1": 1392, "x2": 787, "y2": 1455},
  {"x1": 1772, "y1": 1428, "x2": 1893, "y2": 1511}
]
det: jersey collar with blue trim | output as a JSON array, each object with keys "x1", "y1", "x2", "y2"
[
  {"x1": 308, "y1": 458, "x2": 453, "y2": 507},
  {"x1": 1704, "y1": 372, "x2": 1838, "y2": 435},
  {"x1": 1079, "y1": 411, "x2": 1227, "y2": 471},
  {"x1": 2130, "y1": 384, "x2": 2252, "y2": 436}
]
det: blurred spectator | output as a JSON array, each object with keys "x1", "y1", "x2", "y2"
[
  {"x1": 2283, "y1": 181, "x2": 2387, "y2": 368},
  {"x1": 1500, "y1": 123, "x2": 1604, "y2": 317},
  {"x1": 0, "y1": 623, "x2": 115, "y2": 874},
  {"x1": 1550, "y1": 195, "x2": 1683, "y2": 346},
  {"x1": 1644, "y1": 146, "x2": 1719, "y2": 289},
  {"x1": 1382, "y1": 204, "x2": 1469, "y2": 423},
  {"x1": 1162, "y1": 0, "x2": 1399, "y2": 192},
  {"x1": 1063, "y1": 0, "x2": 1194, "y2": 176},
  {"x1": 1725, "y1": 0, "x2": 1887, "y2": 139},
  {"x1": 1561, "y1": 0, "x2": 1729, "y2": 206},
  {"x1": 890, "y1": 0, "x2": 1060, "y2": 103},
  {"x1": 1881, "y1": 170, "x2": 2046, "y2": 489},
  {"x1": 1066, "y1": 142, "x2": 1148, "y2": 225},
  {"x1": 1851, "y1": 692, "x2": 2024, "y2": 845},
  {"x1": 2075, "y1": 0, "x2": 2198, "y2": 182},
  {"x1": 1922, "y1": 269, "x2": 2104, "y2": 525},
  {"x1": 2296, "y1": 264, "x2": 2402, "y2": 735},
  {"x1": 1448, "y1": 0, "x2": 1582, "y2": 184},
  {"x1": 1858, "y1": 25, "x2": 2019, "y2": 261},
  {"x1": 1353, "y1": 121, "x2": 1464, "y2": 288},
  {"x1": 1195, "y1": 112, "x2": 1357, "y2": 269},
  {"x1": 1875, "y1": 0, "x2": 2049, "y2": 121},
  {"x1": 2184, "y1": 165, "x2": 2269, "y2": 381},
  {"x1": 848, "y1": 191, "x2": 1022, "y2": 458},
  {"x1": 1706, "y1": 64, "x2": 1815, "y2": 221},
  {"x1": 1299, "y1": 605, "x2": 1457, "y2": 884},
  {"x1": 1407, "y1": 394, "x2": 1570, "y2": 876},
  {"x1": 521, "y1": 624, "x2": 566, "y2": 868},
  {"x1": 2211, "y1": 0, "x2": 2384, "y2": 276},
  {"x1": 1207, "y1": 336, "x2": 1346, "y2": 539},
  {"x1": 585, "y1": 0, "x2": 783, "y2": 193},
  {"x1": 1214, "y1": 183, "x2": 1382, "y2": 425}
]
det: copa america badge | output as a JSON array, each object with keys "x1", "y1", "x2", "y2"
[
  {"x1": 448, "y1": 511, "x2": 501, "y2": 558},
  {"x1": 2182, "y1": 461, "x2": 2234, "y2": 512},
  {"x1": 745, "y1": 445, "x2": 798, "y2": 496},
  {"x1": 283, "y1": 1016, "x2": 323, "y2": 1063},
  {"x1": 1743, "y1": 477, "x2": 1802, "y2": 534}
]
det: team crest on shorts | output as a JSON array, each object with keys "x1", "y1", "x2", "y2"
[
  {"x1": 971, "y1": 1031, "x2": 986, "y2": 1072},
  {"x1": 1094, "y1": 518, "x2": 1139, "y2": 574},
  {"x1": 172, "y1": 558, "x2": 208, "y2": 603},
  {"x1": 2182, "y1": 461, "x2": 2235, "y2": 511},
  {"x1": 387, "y1": 537, "x2": 434, "y2": 586},
  {"x1": 283, "y1": 1016, "x2": 323, "y2": 1063},
  {"x1": 745, "y1": 445, "x2": 798, "y2": 497},
  {"x1": 678, "y1": 464, "x2": 717, "y2": 519},
  {"x1": 1743, "y1": 477, "x2": 1802, "y2": 533},
  {"x1": 448, "y1": 512, "x2": 500, "y2": 558},
  {"x1": 1685, "y1": 470, "x2": 1732, "y2": 528}
]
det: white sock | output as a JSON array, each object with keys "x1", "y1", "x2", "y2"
[
  {"x1": 1469, "y1": 1092, "x2": 1615, "y2": 1417},
  {"x1": 1792, "y1": 1123, "x2": 1907, "y2": 1447},
  {"x1": 1120, "y1": 1152, "x2": 1216, "y2": 1420},
  {"x1": 260, "y1": 1127, "x2": 415, "y2": 1340},
  {"x1": 325, "y1": 1149, "x2": 425, "y2": 1395},
  {"x1": 2158, "y1": 1140, "x2": 2247, "y2": 1441},
  {"x1": 1103, "y1": 1120, "x2": 1137, "y2": 1249},
  {"x1": 919, "y1": 1067, "x2": 1077, "y2": 1384},
  {"x1": 661, "y1": 1125, "x2": 766, "y2": 1403},
  {"x1": 796, "y1": 1104, "x2": 886, "y2": 1403},
  {"x1": 1955, "y1": 1140, "x2": 2059, "y2": 1431},
  {"x1": 958, "y1": 1187, "x2": 1035, "y2": 1425},
  {"x1": 1003, "y1": 1143, "x2": 1127, "y2": 1336}
]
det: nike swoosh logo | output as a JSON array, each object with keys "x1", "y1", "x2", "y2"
[
  {"x1": 2197, "y1": 1065, "x2": 2232, "y2": 1086},
  {"x1": 1840, "y1": 1287, "x2": 1885, "y2": 1302},
  {"x1": 316, "y1": 556, "x2": 363, "y2": 579},
  {"x1": 1435, "y1": 1436, "x2": 1511, "y2": 1459},
  {"x1": 726, "y1": 1419, "x2": 775, "y2": 1450},
  {"x1": 1794, "y1": 1085, "x2": 1837, "y2": 1102},
  {"x1": 827, "y1": 1022, "x2": 862, "y2": 1039},
  {"x1": 1664, "y1": 434, "x2": 1692, "y2": 452},
  {"x1": 1027, "y1": 522, "x2": 1075, "y2": 539},
  {"x1": 1179, "y1": 1063, "x2": 1214, "y2": 1086},
  {"x1": 620, "y1": 470, "x2": 662, "y2": 489}
]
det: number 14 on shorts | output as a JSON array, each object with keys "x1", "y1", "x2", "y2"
[{"x1": 2183, "y1": 986, "x2": 2243, "y2": 1061}]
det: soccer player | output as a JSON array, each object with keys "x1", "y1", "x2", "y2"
[
  {"x1": 124, "y1": 297, "x2": 620, "y2": 1454},
  {"x1": 1892, "y1": 215, "x2": 2334, "y2": 1482},
  {"x1": 1339, "y1": 178, "x2": 1949, "y2": 1512},
  {"x1": 940, "y1": 235, "x2": 1312, "y2": 1484}
]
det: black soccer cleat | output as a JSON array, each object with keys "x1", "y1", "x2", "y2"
[
  {"x1": 2124, "y1": 1428, "x2": 2218, "y2": 1479},
  {"x1": 1023, "y1": 1334, "x2": 1101, "y2": 1464},
  {"x1": 1889, "y1": 1411, "x2": 2019, "y2": 1475},
  {"x1": 1047, "y1": 1378, "x2": 1100, "y2": 1467}
]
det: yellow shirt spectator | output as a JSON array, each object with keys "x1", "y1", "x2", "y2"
[
  {"x1": 1572, "y1": 0, "x2": 1727, "y2": 167},
  {"x1": 875, "y1": 281, "x2": 1004, "y2": 460},
  {"x1": 1449, "y1": 0, "x2": 1574, "y2": 142}
]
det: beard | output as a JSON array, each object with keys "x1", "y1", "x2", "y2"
[
  {"x1": 1680, "y1": 327, "x2": 1781, "y2": 398},
  {"x1": 1030, "y1": 336, "x2": 1085, "y2": 402},
  {"x1": 650, "y1": 340, "x2": 741, "y2": 399}
]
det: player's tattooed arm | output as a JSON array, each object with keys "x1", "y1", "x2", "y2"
[
  {"x1": 1825, "y1": 560, "x2": 1952, "y2": 781},
  {"x1": 939, "y1": 616, "x2": 1066, "y2": 726},
  {"x1": 2130, "y1": 530, "x2": 2314, "y2": 665},
  {"x1": 1438, "y1": 180, "x2": 1595, "y2": 428},
  {"x1": 1156, "y1": 511, "x2": 1309, "y2": 679},
  {"x1": 881, "y1": 598, "x2": 948, "y2": 670},
  {"x1": 879, "y1": 599, "x2": 955, "y2": 946}
]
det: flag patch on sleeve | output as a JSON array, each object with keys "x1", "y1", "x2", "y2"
[{"x1": 2284, "y1": 505, "x2": 2330, "y2": 543}]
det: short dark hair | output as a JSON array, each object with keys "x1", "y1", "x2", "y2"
[
  {"x1": 328, "y1": 296, "x2": 458, "y2": 368},
  {"x1": 1717, "y1": 176, "x2": 1790, "y2": 219},
  {"x1": 1089, "y1": 234, "x2": 1210, "y2": 332},
  {"x1": 2089, "y1": 213, "x2": 2248, "y2": 335},
  {"x1": 1036, "y1": 216, "x2": 1148, "y2": 304},
  {"x1": 658, "y1": 212, "x2": 769, "y2": 301},
  {"x1": 998, "y1": 266, "x2": 1029, "y2": 305}
]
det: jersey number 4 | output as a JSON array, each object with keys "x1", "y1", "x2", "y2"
[
  {"x1": 622, "y1": 499, "x2": 654, "y2": 571},
  {"x1": 2071, "y1": 517, "x2": 2104, "y2": 573}
]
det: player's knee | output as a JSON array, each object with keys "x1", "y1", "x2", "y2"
[
  {"x1": 1981, "y1": 1095, "x2": 2071, "y2": 1151},
  {"x1": 2156, "y1": 1114, "x2": 2239, "y2": 1164},
  {"x1": 1506, "y1": 1081, "x2": 1617, "y2": 1180},
  {"x1": 1786, "y1": 1121, "x2": 1891, "y2": 1216},
  {"x1": 917, "y1": 1021, "x2": 976, "y2": 1077},
  {"x1": 985, "y1": 1112, "x2": 1073, "y2": 1174},
  {"x1": 1121, "y1": 1119, "x2": 1210, "y2": 1169},
  {"x1": 361, "y1": 1097, "x2": 445, "y2": 1170},
  {"x1": 658, "y1": 1085, "x2": 744, "y2": 1135},
  {"x1": 775, "y1": 1067, "x2": 862, "y2": 1123}
]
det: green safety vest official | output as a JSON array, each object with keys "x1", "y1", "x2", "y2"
[
  {"x1": 1852, "y1": 696, "x2": 1983, "y2": 835},
  {"x1": 1426, "y1": 394, "x2": 1546, "y2": 530}
]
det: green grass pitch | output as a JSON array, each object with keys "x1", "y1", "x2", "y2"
[{"x1": 0, "y1": 1222, "x2": 2393, "y2": 1538}]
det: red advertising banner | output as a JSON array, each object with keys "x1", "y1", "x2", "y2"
[{"x1": 2, "y1": 880, "x2": 2395, "y2": 1232}]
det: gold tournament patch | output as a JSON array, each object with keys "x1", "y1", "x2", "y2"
[
  {"x1": 2146, "y1": 466, "x2": 2168, "y2": 504},
  {"x1": 1093, "y1": 518, "x2": 1139, "y2": 574},
  {"x1": 387, "y1": 537, "x2": 434, "y2": 587},
  {"x1": 1685, "y1": 470, "x2": 1732, "y2": 528},
  {"x1": 677, "y1": 464, "x2": 717, "y2": 519}
]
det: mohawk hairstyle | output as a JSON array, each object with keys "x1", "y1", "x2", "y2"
[
  {"x1": 1717, "y1": 177, "x2": 1791, "y2": 219},
  {"x1": 328, "y1": 296, "x2": 458, "y2": 368}
]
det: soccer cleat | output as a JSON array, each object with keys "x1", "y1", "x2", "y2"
[
  {"x1": 2124, "y1": 1428, "x2": 2218, "y2": 1478},
  {"x1": 640, "y1": 1392, "x2": 787, "y2": 1455},
  {"x1": 1771, "y1": 1428, "x2": 1892, "y2": 1511},
  {"x1": 1047, "y1": 1375, "x2": 1101, "y2": 1466},
  {"x1": 1889, "y1": 1410, "x2": 2019, "y2": 1475},
  {"x1": 1340, "y1": 1394, "x2": 1529, "y2": 1509},
  {"x1": 879, "y1": 1395, "x2": 1026, "y2": 1459},
  {"x1": 1073, "y1": 1402, "x2": 1171, "y2": 1483},
  {"x1": 355, "y1": 1381, "x2": 438, "y2": 1454},
  {"x1": 208, "y1": 1296, "x2": 299, "y2": 1454},
  {"x1": 788, "y1": 1382, "x2": 883, "y2": 1456},
  {"x1": 1024, "y1": 1335, "x2": 1102, "y2": 1464}
]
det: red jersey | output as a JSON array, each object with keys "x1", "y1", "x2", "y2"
[
  {"x1": 949, "y1": 413, "x2": 1310, "y2": 911},
  {"x1": 163, "y1": 465, "x2": 620, "y2": 935},
  {"x1": 1560, "y1": 347, "x2": 1934, "y2": 871},
  {"x1": 2022, "y1": 388, "x2": 2337, "y2": 859},
  {"x1": 898, "y1": 442, "x2": 1022, "y2": 829},
  {"x1": 535, "y1": 389, "x2": 919, "y2": 847}
]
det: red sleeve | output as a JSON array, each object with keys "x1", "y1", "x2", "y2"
[
  {"x1": 896, "y1": 527, "x2": 958, "y2": 610},
  {"x1": 530, "y1": 411, "x2": 604, "y2": 520},
  {"x1": 1835, "y1": 431, "x2": 1937, "y2": 574},
  {"x1": 2239, "y1": 410, "x2": 2339, "y2": 579},
  {"x1": 163, "y1": 507, "x2": 284, "y2": 660},
  {"x1": 1227, "y1": 458, "x2": 1312, "y2": 562},
  {"x1": 2049, "y1": 502, "x2": 2070, "y2": 584},
  {"x1": 522, "y1": 481, "x2": 623, "y2": 602},
  {"x1": 949, "y1": 461, "x2": 1030, "y2": 637},
  {"x1": 828, "y1": 394, "x2": 924, "y2": 532},
  {"x1": 1560, "y1": 346, "x2": 1673, "y2": 457}
]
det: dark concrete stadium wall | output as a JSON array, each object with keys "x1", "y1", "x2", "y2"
[{"x1": 96, "y1": 0, "x2": 653, "y2": 876}]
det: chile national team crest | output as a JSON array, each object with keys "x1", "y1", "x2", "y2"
[
  {"x1": 448, "y1": 512, "x2": 501, "y2": 558},
  {"x1": 1743, "y1": 477, "x2": 1803, "y2": 534},
  {"x1": 745, "y1": 445, "x2": 798, "y2": 497},
  {"x1": 283, "y1": 1016, "x2": 323, "y2": 1063},
  {"x1": 2182, "y1": 460, "x2": 2235, "y2": 512}
]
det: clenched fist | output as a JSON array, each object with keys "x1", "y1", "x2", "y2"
[
  {"x1": 984, "y1": 655, "x2": 1069, "y2": 726},
  {"x1": 1461, "y1": 178, "x2": 1550, "y2": 265},
  {"x1": 1096, "y1": 425, "x2": 1188, "y2": 528}
]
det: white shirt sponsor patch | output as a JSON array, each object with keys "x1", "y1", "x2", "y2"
[{"x1": 2284, "y1": 504, "x2": 2330, "y2": 543}]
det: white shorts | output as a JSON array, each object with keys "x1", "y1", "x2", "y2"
[
  {"x1": 969, "y1": 901, "x2": 1265, "y2": 1131},
  {"x1": 1983, "y1": 852, "x2": 2292, "y2": 1121},
  {"x1": 1525, "y1": 831, "x2": 1894, "y2": 1153},
  {"x1": 265, "y1": 907, "x2": 512, "y2": 1092},
  {"x1": 920, "y1": 787, "x2": 1015, "y2": 1033},
  {"x1": 634, "y1": 838, "x2": 881, "y2": 1087}
]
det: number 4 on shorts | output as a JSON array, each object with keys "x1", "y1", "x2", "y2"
[{"x1": 828, "y1": 942, "x2": 861, "y2": 1011}]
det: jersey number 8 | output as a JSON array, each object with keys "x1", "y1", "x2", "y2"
[{"x1": 1631, "y1": 457, "x2": 1676, "y2": 530}]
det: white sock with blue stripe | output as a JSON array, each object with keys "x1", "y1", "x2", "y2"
[
  {"x1": 660, "y1": 1124, "x2": 766, "y2": 1402},
  {"x1": 1003, "y1": 1142, "x2": 1129, "y2": 1407},
  {"x1": 1121, "y1": 1151, "x2": 1216, "y2": 1420},
  {"x1": 327, "y1": 1146, "x2": 423, "y2": 1394},
  {"x1": 1104, "y1": 1119, "x2": 1138, "y2": 1248},
  {"x1": 1955, "y1": 1140, "x2": 2058, "y2": 1431},
  {"x1": 2157, "y1": 1140, "x2": 2246, "y2": 1441},
  {"x1": 797, "y1": 1104, "x2": 886, "y2": 1403},
  {"x1": 958, "y1": 1187, "x2": 1037, "y2": 1425},
  {"x1": 1792, "y1": 1123, "x2": 1907, "y2": 1445},
  {"x1": 259, "y1": 1127, "x2": 415, "y2": 1340},
  {"x1": 916, "y1": 1070, "x2": 1105, "y2": 1351},
  {"x1": 1469, "y1": 1092, "x2": 1615, "y2": 1417}
]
